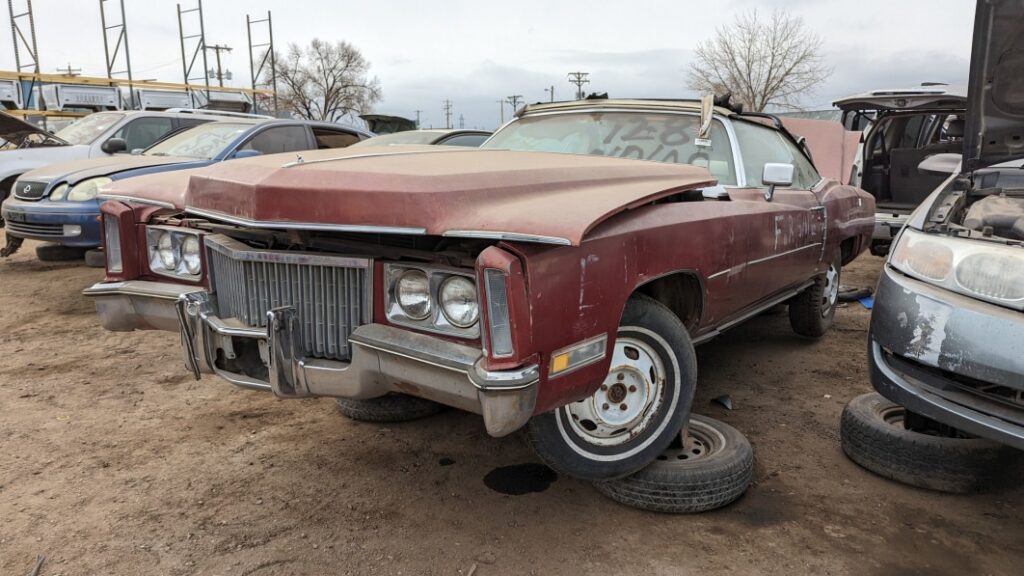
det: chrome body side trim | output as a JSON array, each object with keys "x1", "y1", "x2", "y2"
[
  {"x1": 442, "y1": 229, "x2": 573, "y2": 246},
  {"x1": 183, "y1": 207, "x2": 429, "y2": 236}
]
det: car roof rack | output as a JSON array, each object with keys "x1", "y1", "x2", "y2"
[{"x1": 163, "y1": 108, "x2": 274, "y2": 120}]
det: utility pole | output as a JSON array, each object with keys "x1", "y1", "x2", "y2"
[
  {"x1": 442, "y1": 100, "x2": 452, "y2": 129},
  {"x1": 56, "y1": 63, "x2": 81, "y2": 77},
  {"x1": 205, "y1": 44, "x2": 232, "y2": 87},
  {"x1": 544, "y1": 85, "x2": 555, "y2": 102},
  {"x1": 505, "y1": 94, "x2": 523, "y2": 113},
  {"x1": 459, "y1": 113, "x2": 464, "y2": 129},
  {"x1": 414, "y1": 109, "x2": 423, "y2": 128},
  {"x1": 567, "y1": 71, "x2": 590, "y2": 100},
  {"x1": 497, "y1": 99, "x2": 505, "y2": 125}
]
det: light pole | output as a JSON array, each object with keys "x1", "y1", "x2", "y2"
[{"x1": 544, "y1": 85, "x2": 555, "y2": 102}]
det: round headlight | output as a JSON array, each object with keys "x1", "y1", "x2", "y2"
[
  {"x1": 439, "y1": 276, "x2": 479, "y2": 327},
  {"x1": 396, "y1": 270, "x2": 431, "y2": 320},
  {"x1": 181, "y1": 235, "x2": 202, "y2": 275},
  {"x1": 157, "y1": 232, "x2": 177, "y2": 270}
]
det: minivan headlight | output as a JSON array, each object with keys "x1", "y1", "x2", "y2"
[
  {"x1": 66, "y1": 177, "x2": 112, "y2": 201},
  {"x1": 889, "y1": 227, "x2": 1024, "y2": 310},
  {"x1": 146, "y1": 226, "x2": 203, "y2": 280}
]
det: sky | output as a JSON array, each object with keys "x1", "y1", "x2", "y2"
[{"x1": 2, "y1": 0, "x2": 977, "y2": 130}]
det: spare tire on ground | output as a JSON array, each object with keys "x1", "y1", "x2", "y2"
[
  {"x1": 84, "y1": 249, "x2": 106, "y2": 268},
  {"x1": 840, "y1": 392, "x2": 1019, "y2": 493},
  {"x1": 592, "y1": 414, "x2": 753, "y2": 513},
  {"x1": 334, "y1": 394, "x2": 446, "y2": 423},
  {"x1": 35, "y1": 244, "x2": 87, "y2": 262}
]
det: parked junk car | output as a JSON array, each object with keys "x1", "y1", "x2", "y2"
[
  {"x1": 0, "y1": 118, "x2": 372, "y2": 261},
  {"x1": 834, "y1": 85, "x2": 967, "y2": 255},
  {"x1": 86, "y1": 97, "x2": 873, "y2": 482},
  {"x1": 352, "y1": 129, "x2": 492, "y2": 148},
  {"x1": 0, "y1": 108, "x2": 242, "y2": 226},
  {"x1": 841, "y1": 0, "x2": 1024, "y2": 493}
]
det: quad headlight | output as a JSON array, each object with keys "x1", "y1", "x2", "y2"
[
  {"x1": 889, "y1": 227, "x2": 1024, "y2": 310},
  {"x1": 439, "y1": 275, "x2": 479, "y2": 328},
  {"x1": 66, "y1": 177, "x2": 112, "y2": 202},
  {"x1": 396, "y1": 269, "x2": 432, "y2": 320},
  {"x1": 386, "y1": 264, "x2": 480, "y2": 337},
  {"x1": 145, "y1": 226, "x2": 203, "y2": 280}
]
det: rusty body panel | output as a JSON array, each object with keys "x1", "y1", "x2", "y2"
[
  {"x1": 178, "y1": 146, "x2": 715, "y2": 245},
  {"x1": 90, "y1": 98, "x2": 874, "y2": 432}
]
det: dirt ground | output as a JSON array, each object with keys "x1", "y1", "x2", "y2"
[{"x1": 1, "y1": 232, "x2": 1021, "y2": 576}]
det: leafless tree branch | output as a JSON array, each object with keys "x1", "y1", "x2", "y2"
[
  {"x1": 262, "y1": 39, "x2": 382, "y2": 122},
  {"x1": 687, "y1": 9, "x2": 832, "y2": 112}
]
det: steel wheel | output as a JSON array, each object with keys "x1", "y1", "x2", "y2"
[
  {"x1": 564, "y1": 336, "x2": 667, "y2": 447},
  {"x1": 821, "y1": 262, "x2": 840, "y2": 317}
]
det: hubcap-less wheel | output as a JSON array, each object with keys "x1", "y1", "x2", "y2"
[
  {"x1": 821, "y1": 263, "x2": 839, "y2": 316},
  {"x1": 565, "y1": 336, "x2": 666, "y2": 447}
]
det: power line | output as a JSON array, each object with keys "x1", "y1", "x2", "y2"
[
  {"x1": 505, "y1": 94, "x2": 523, "y2": 113},
  {"x1": 567, "y1": 71, "x2": 590, "y2": 100},
  {"x1": 442, "y1": 99, "x2": 452, "y2": 129},
  {"x1": 205, "y1": 43, "x2": 233, "y2": 86}
]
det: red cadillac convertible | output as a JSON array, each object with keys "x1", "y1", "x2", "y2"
[{"x1": 86, "y1": 98, "x2": 873, "y2": 481}]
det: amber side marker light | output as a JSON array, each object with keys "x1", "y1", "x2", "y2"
[{"x1": 549, "y1": 334, "x2": 608, "y2": 377}]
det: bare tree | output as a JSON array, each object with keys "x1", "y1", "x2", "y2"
[
  {"x1": 687, "y1": 10, "x2": 831, "y2": 112},
  {"x1": 265, "y1": 39, "x2": 382, "y2": 121}
]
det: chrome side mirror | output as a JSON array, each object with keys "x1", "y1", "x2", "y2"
[{"x1": 762, "y1": 163, "x2": 794, "y2": 201}]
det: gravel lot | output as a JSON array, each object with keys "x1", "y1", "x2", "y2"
[{"x1": 1, "y1": 232, "x2": 1022, "y2": 576}]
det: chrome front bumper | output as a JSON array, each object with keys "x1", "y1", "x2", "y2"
[{"x1": 85, "y1": 281, "x2": 540, "y2": 437}]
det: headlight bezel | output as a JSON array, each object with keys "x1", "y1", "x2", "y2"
[
  {"x1": 385, "y1": 263, "x2": 480, "y2": 338},
  {"x1": 47, "y1": 183, "x2": 70, "y2": 202},
  {"x1": 889, "y1": 227, "x2": 1024, "y2": 310},
  {"x1": 145, "y1": 225, "x2": 204, "y2": 281},
  {"x1": 66, "y1": 177, "x2": 113, "y2": 202}
]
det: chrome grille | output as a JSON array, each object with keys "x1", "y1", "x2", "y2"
[{"x1": 205, "y1": 235, "x2": 370, "y2": 362}]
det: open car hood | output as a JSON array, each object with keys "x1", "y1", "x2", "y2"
[
  {"x1": 964, "y1": 0, "x2": 1024, "y2": 171},
  {"x1": 0, "y1": 111, "x2": 68, "y2": 147},
  {"x1": 833, "y1": 86, "x2": 967, "y2": 112},
  {"x1": 168, "y1": 146, "x2": 715, "y2": 246}
]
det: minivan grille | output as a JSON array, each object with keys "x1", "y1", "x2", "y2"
[{"x1": 205, "y1": 235, "x2": 369, "y2": 362}]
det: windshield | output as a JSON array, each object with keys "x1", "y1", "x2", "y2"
[
  {"x1": 53, "y1": 112, "x2": 125, "y2": 145},
  {"x1": 351, "y1": 131, "x2": 443, "y2": 147},
  {"x1": 145, "y1": 122, "x2": 250, "y2": 159},
  {"x1": 482, "y1": 111, "x2": 736, "y2": 184}
]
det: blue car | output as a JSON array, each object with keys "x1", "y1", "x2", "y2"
[{"x1": 1, "y1": 118, "x2": 372, "y2": 261}]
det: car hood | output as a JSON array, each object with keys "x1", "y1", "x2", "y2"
[
  {"x1": 964, "y1": 0, "x2": 1024, "y2": 171},
  {"x1": 167, "y1": 146, "x2": 715, "y2": 246},
  {"x1": 0, "y1": 111, "x2": 68, "y2": 146},
  {"x1": 98, "y1": 168, "x2": 198, "y2": 210},
  {"x1": 833, "y1": 86, "x2": 967, "y2": 112},
  {"x1": 20, "y1": 155, "x2": 194, "y2": 187}
]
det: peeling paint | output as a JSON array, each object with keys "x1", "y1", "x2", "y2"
[{"x1": 907, "y1": 296, "x2": 952, "y2": 365}]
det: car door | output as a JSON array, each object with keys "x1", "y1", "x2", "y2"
[{"x1": 727, "y1": 119, "x2": 826, "y2": 303}]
